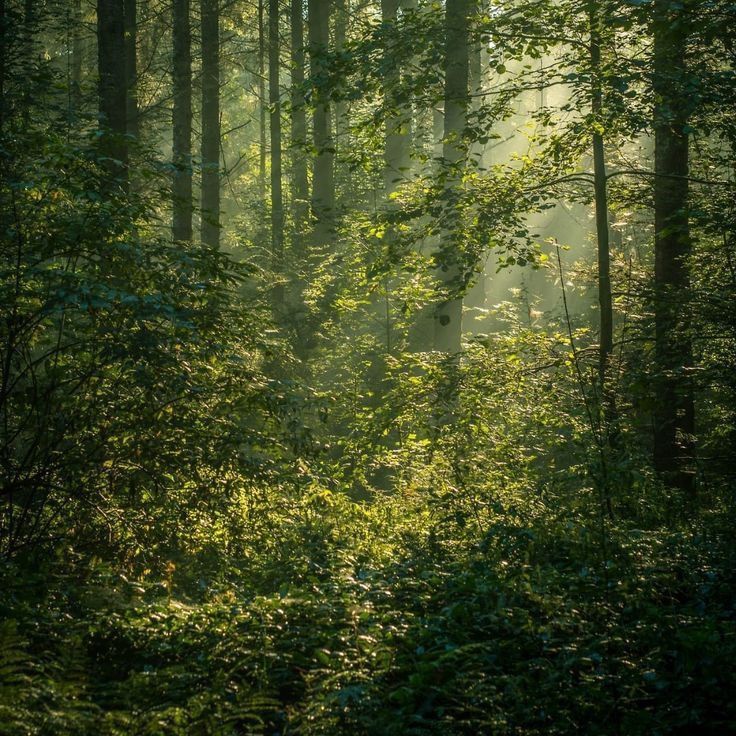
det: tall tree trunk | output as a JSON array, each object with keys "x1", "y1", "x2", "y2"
[
  {"x1": 463, "y1": 2, "x2": 487, "y2": 312},
  {"x1": 97, "y1": 0, "x2": 128, "y2": 190},
  {"x1": 381, "y1": 0, "x2": 400, "y2": 195},
  {"x1": 432, "y1": 104, "x2": 444, "y2": 160},
  {"x1": 201, "y1": 0, "x2": 220, "y2": 249},
  {"x1": 172, "y1": 0, "x2": 192, "y2": 242},
  {"x1": 288, "y1": 0, "x2": 309, "y2": 349},
  {"x1": 22, "y1": 0, "x2": 35, "y2": 126},
  {"x1": 124, "y1": 0, "x2": 137, "y2": 139},
  {"x1": 334, "y1": 0, "x2": 348, "y2": 179},
  {"x1": 379, "y1": 0, "x2": 409, "y2": 356},
  {"x1": 308, "y1": 0, "x2": 334, "y2": 248},
  {"x1": 652, "y1": 0, "x2": 695, "y2": 493},
  {"x1": 469, "y1": 1, "x2": 483, "y2": 164},
  {"x1": 434, "y1": 0, "x2": 469, "y2": 353},
  {"x1": 588, "y1": 0, "x2": 613, "y2": 388},
  {"x1": 70, "y1": 0, "x2": 83, "y2": 117},
  {"x1": 290, "y1": 0, "x2": 308, "y2": 230},
  {"x1": 381, "y1": 0, "x2": 412, "y2": 196},
  {"x1": 0, "y1": 0, "x2": 5, "y2": 135},
  {"x1": 258, "y1": 0, "x2": 266, "y2": 200},
  {"x1": 269, "y1": 0, "x2": 283, "y2": 301}
]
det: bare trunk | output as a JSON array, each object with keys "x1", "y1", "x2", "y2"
[
  {"x1": 97, "y1": 0, "x2": 128, "y2": 190},
  {"x1": 652, "y1": 0, "x2": 695, "y2": 493},
  {"x1": 270, "y1": 0, "x2": 284, "y2": 302},
  {"x1": 334, "y1": 0, "x2": 349, "y2": 181},
  {"x1": 0, "y1": 0, "x2": 6, "y2": 134},
  {"x1": 172, "y1": 0, "x2": 192, "y2": 242},
  {"x1": 434, "y1": 0, "x2": 468, "y2": 353},
  {"x1": 589, "y1": 0, "x2": 613, "y2": 387},
  {"x1": 308, "y1": 0, "x2": 334, "y2": 249},
  {"x1": 290, "y1": 0, "x2": 309, "y2": 231},
  {"x1": 381, "y1": 0, "x2": 412, "y2": 196},
  {"x1": 258, "y1": 0, "x2": 266, "y2": 200},
  {"x1": 71, "y1": 0, "x2": 83, "y2": 117},
  {"x1": 201, "y1": 0, "x2": 220, "y2": 248},
  {"x1": 124, "y1": 0, "x2": 137, "y2": 139}
]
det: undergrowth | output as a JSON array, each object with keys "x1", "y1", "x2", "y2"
[{"x1": 2, "y1": 483, "x2": 735, "y2": 735}]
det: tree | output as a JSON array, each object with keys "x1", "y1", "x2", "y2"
[
  {"x1": 201, "y1": 0, "x2": 220, "y2": 249},
  {"x1": 652, "y1": 0, "x2": 695, "y2": 492},
  {"x1": 97, "y1": 0, "x2": 129, "y2": 189},
  {"x1": 334, "y1": 0, "x2": 349, "y2": 173},
  {"x1": 270, "y1": 0, "x2": 284, "y2": 302},
  {"x1": 259, "y1": 0, "x2": 266, "y2": 200},
  {"x1": 381, "y1": 0, "x2": 412, "y2": 197},
  {"x1": 290, "y1": 0, "x2": 309, "y2": 231},
  {"x1": 124, "y1": 0, "x2": 138, "y2": 139},
  {"x1": 0, "y1": 0, "x2": 7, "y2": 134},
  {"x1": 172, "y1": 0, "x2": 192, "y2": 242},
  {"x1": 588, "y1": 0, "x2": 613, "y2": 390},
  {"x1": 308, "y1": 0, "x2": 334, "y2": 250},
  {"x1": 70, "y1": 0, "x2": 84, "y2": 117},
  {"x1": 434, "y1": 0, "x2": 469, "y2": 353}
]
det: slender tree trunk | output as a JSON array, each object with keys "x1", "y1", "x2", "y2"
[
  {"x1": 652, "y1": 0, "x2": 695, "y2": 493},
  {"x1": 434, "y1": 0, "x2": 469, "y2": 353},
  {"x1": 97, "y1": 0, "x2": 128, "y2": 190},
  {"x1": 381, "y1": 0, "x2": 400, "y2": 197},
  {"x1": 70, "y1": 0, "x2": 83, "y2": 117},
  {"x1": 334, "y1": 0, "x2": 348, "y2": 167},
  {"x1": 22, "y1": 0, "x2": 34, "y2": 126},
  {"x1": 172, "y1": 0, "x2": 192, "y2": 242},
  {"x1": 588, "y1": 0, "x2": 613, "y2": 387},
  {"x1": 258, "y1": 0, "x2": 266, "y2": 200},
  {"x1": 270, "y1": 0, "x2": 283, "y2": 301},
  {"x1": 469, "y1": 1, "x2": 483, "y2": 164},
  {"x1": 0, "y1": 0, "x2": 6, "y2": 135},
  {"x1": 308, "y1": 0, "x2": 334, "y2": 248},
  {"x1": 381, "y1": 0, "x2": 412, "y2": 196},
  {"x1": 124, "y1": 0, "x2": 137, "y2": 139},
  {"x1": 463, "y1": 2, "x2": 487, "y2": 311},
  {"x1": 201, "y1": 0, "x2": 220, "y2": 249},
  {"x1": 290, "y1": 0, "x2": 308, "y2": 230},
  {"x1": 379, "y1": 0, "x2": 410, "y2": 356},
  {"x1": 288, "y1": 0, "x2": 310, "y2": 349},
  {"x1": 432, "y1": 105, "x2": 444, "y2": 160}
]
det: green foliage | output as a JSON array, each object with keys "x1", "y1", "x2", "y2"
[
  {"x1": 2, "y1": 0, "x2": 736, "y2": 734},
  {"x1": 4, "y1": 293, "x2": 736, "y2": 732},
  {"x1": 3, "y1": 483, "x2": 736, "y2": 734},
  {"x1": 0, "y1": 129, "x2": 273, "y2": 559}
]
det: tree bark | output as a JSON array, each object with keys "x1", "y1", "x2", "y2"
[
  {"x1": 70, "y1": 0, "x2": 83, "y2": 118},
  {"x1": 172, "y1": 0, "x2": 192, "y2": 242},
  {"x1": 434, "y1": 0, "x2": 469, "y2": 353},
  {"x1": 270, "y1": 0, "x2": 284, "y2": 300},
  {"x1": 381, "y1": 0, "x2": 412, "y2": 196},
  {"x1": 334, "y1": 0, "x2": 348, "y2": 175},
  {"x1": 652, "y1": 0, "x2": 695, "y2": 493},
  {"x1": 124, "y1": 0, "x2": 137, "y2": 139},
  {"x1": 589, "y1": 0, "x2": 613, "y2": 388},
  {"x1": 308, "y1": 0, "x2": 334, "y2": 249},
  {"x1": 258, "y1": 0, "x2": 266, "y2": 200},
  {"x1": 309, "y1": 0, "x2": 335, "y2": 248},
  {"x1": 290, "y1": 0, "x2": 308, "y2": 231},
  {"x1": 201, "y1": 0, "x2": 220, "y2": 249},
  {"x1": 0, "y1": 0, "x2": 6, "y2": 135},
  {"x1": 97, "y1": 0, "x2": 128, "y2": 190},
  {"x1": 469, "y1": 0, "x2": 483, "y2": 164},
  {"x1": 22, "y1": 0, "x2": 34, "y2": 125}
]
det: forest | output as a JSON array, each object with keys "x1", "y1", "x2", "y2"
[{"x1": 1, "y1": 0, "x2": 735, "y2": 732}]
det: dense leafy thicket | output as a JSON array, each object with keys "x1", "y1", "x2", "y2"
[{"x1": 2, "y1": 0, "x2": 736, "y2": 733}]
